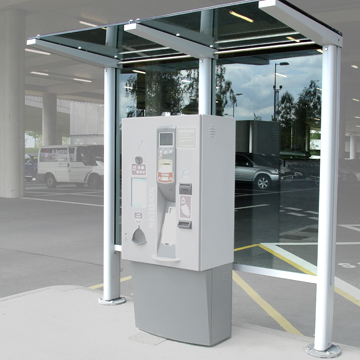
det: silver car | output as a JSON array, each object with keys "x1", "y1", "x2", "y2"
[{"x1": 235, "y1": 153, "x2": 279, "y2": 190}]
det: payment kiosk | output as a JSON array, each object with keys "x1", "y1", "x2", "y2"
[{"x1": 122, "y1": 114, "x2": 235, "y2": 346}]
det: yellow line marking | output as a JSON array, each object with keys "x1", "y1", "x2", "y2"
[
  {"x1": 232, "y1": 270, "x2": 302, "y2": 335},
  {"x1": 258, "y1": 244, "x2": 316, "y2": 276},
  {"x1": 89, "y1": 275, "x2": 132, "y2": 289},
  {"x1": 335, "y1": 286, "x2": 360, "y2": 307},
  {"x1": 239, "y1": 244, "x2": 360, "y2": 309},
  {"x1": 234, "y1": 244, "x2": 258, "y2": 252}
]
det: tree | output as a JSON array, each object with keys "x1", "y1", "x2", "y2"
[
  {"x1": 293, "y1": 80, "x2": 321, "y2": 151},
  {"x1": 25, "y1": 130, "x2": 42, "y2": 147},
  {"x1": 125, "y1": 68, "x2": 184, "y2": 116},
  {"x1": 125, "y1": 64, "x2": 236, "y2": 117},
  {"x1": 277, "y1": 91, "x2": 295, "y2": 149}
]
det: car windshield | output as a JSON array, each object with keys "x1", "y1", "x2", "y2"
[{"x1": 247, "y1": 153, "x2": 273, "y2": 167}]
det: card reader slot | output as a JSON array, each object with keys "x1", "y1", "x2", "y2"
[{"x1": 178, "y1": 221, "x2": 192, "y2": 229}]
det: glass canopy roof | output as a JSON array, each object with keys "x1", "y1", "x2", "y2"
[{"x1": 30, "y1": 0, "x2": 340, "y2": 65}]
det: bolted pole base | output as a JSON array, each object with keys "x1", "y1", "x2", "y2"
[
  {"x1": 305, "y1": 344, "x2": 341, "y2": 358},
  {"x1": 98, "y1": 297, "x2": 126, "y2": 306}
]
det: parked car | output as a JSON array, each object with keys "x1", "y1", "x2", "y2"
[
  {"x1": 257, "y1": 154, "x2": 302, "y2": 182},
  {"x1": 338, "y1": 159, "x2": 360, "y2": 184},
  {"x1": 25, "y1": 153, "x2": 38, "y2": 181},
  {"x1": 235, "y1": 152, "x2": 279, "y2": 190}
]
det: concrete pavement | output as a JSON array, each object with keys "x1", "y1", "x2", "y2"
[{"x1": 1, "y1": 285, "x2": 360, "y2": 360}]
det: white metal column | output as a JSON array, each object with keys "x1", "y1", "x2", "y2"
[
  {"x1": 99, "y1": 27, "x2": 125, "y2": 305},
  {"x1": 349, "y1": 135, "x2": 357, "y2": 159},
  {"x1": 313, "y1": 44, "x2": 341, "y2": 354},
  {"x1": 199, "y1": 10, "x2": 213, "y2": 115},
  {"x1": 199, "y1": 58, "x2": 212, "y2": 115}
]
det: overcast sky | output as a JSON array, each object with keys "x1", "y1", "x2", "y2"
[{"x1": 224, "y1": 54, "x2": 323, "y2": 121}]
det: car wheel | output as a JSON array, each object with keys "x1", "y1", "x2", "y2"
[
  {"x1": 45, "y1": 173, "x2": 57, "y2": 188},
  {"x1": 88, "y1": 174, "x2": 102, "y2": 189},
  {"x1": 255, "y1": 174, "x2": 271, "y2": 190},
  {"x1": 75, "y1": 183, "x2": 85, "y2": 188}
]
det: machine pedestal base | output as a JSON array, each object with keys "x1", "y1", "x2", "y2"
[{"x1": 131, "y1": 262, "x2": 232, "y2": 346}]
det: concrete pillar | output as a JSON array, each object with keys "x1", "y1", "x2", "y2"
[
  {"x1": 0, "y1": 9, "x2": 25, "y2": 198},
  {"x1": 42, "y1": 93, "x2": 57, "y2": 145},
  {"x1": 56, "y1": 129, "x2": 63, "y2": 145},
  {"x1": 349, "y1": 134, "x2": 357, "y2": 159}
]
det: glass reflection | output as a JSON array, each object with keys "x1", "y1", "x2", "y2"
[{"x1": 224, "y1": 53, "x2": 322, "y2": 272}]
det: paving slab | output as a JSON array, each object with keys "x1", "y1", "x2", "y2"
[{"x1": 1, "y1": 285, "x2": 360, "y2": 360}]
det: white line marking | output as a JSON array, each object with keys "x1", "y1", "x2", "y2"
[
  {"x1": 284, "y1": 207, "x2": 303, "y2": 211},
  {"x1": 336, "y1": 242, "x2": 360, "y2": 245},
  {"x1": 263, "y1": 242, "x2": 360, "y2": 303},
  {"x1": 275, "y1": 242, "x2": 360, "y2": 246},
  {"x1": 287, "y1": 212, "x2": 307, "y2": 217},
  {"x1": 305, "y1": 211, "x2": 319, "y2": 215},
  {"x1": 263, "y1": 243, "x2": 318, "y2": 274},
  {"x1": 234, "y1": 204, "x2": 269, "y2": 210},
  {"x1": 275, "y1": 242, "x2": 317, "y2": 245},
  {"x1": 339, "y1": 224, "x2": 360, "y2": 232},
  {"x1": 234, "y1": 188, "x2": 318, "y2": 197},
  {"x1": 308, "y1": 217, "x2": 318, "y2": 221},
  {"x1": 23, "y1": 197, "x2": 103, "y2": 207}
]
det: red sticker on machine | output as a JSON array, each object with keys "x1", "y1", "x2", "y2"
[{"x1": 157, "y1": 171, "x2": 174, "y2": 183}]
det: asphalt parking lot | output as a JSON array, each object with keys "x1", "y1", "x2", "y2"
[{"x1": 0, "y1": 180, "x2": 359, "y2": 348}]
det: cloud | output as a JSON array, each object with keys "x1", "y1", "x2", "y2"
[{"x1": 223, "y1": 54, "x2": 322, "y2": 120}]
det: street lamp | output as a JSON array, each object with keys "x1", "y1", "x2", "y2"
[
  {"x1": 273, "y1": 62, "x2": 289, "y2": 121},
  {"x1": 232, "y1": 93, "x2": 243, "y2": 118}
]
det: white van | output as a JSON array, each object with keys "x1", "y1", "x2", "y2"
[{"x1": 37, "y1": 145, "x2": 104, "y2": 188}]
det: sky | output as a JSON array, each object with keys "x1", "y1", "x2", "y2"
[{"x1": 223, "y1": 54, "x2": 323, "y2": 121}]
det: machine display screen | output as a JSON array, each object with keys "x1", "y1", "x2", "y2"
[
  {"x1": 131, "y1": 178, "x2": 147, "y2": 208},
  {"x1": 159, "y1": 132, "x2": 173, "y2": 146}
]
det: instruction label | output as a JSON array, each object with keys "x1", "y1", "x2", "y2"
[
  {"x1": 177, "y1": 128, "x2": 196, "y2": 148},
  {"x1": 179, "y1": 195, "x2": 191, "y2": 219}
]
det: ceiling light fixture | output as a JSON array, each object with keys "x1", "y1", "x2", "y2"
[
  {"x1": 351, "y1": 65, "x2": 359, "y2": 69},
  {"x1": 355, "y1": 116, "x2": 360, "y2": 119},
  {"x1": 275, "y1": 72, "x2": 287, "y2": 78},
  {"x1": 352, "y1": 98, "x2": 360, "y2": 102},
  {"x1": 132, "y1": 70, "x2": 146, "y2": 74},
  {"x1": 317, "y1": 49, "x2": 323, "y2": 53},
  {"x1": 30, "y1": 71, "x2": 49, "y2": 76},
  {"x1": 79, "y1": 20, "x2": 98, "y2": 27},
  {"x1": 119, "y1": 47, "x2": 170, "y2": 55},
  {"x1": 118, "y1": 54, "x2": 191, "y2": 65},
  {"x1": 25, "y1": 48, "x2": 51, "y2": 55},
  {"x1": 229, "y1": 11, "x2": 253, "y2": 23},
  {"x1": 286, "y1": 36, "x2": 300, "y2": 43},
  {"x1": 215, "y1": 32, "x2": 300, "y2": 44},
  {"x1": 215, "y1": 41, "x2": 315, "y2": 55},
  {"x1": 73, "y1": 78, "x2": 92, "y2": 83}
]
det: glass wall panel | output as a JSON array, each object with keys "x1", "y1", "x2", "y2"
[
  {"x1": 119, "y1": 59, "x2": 200, "y2": 118},
  {"x1": 217, "y1": 52, "x2": 322, "y2": 273}
]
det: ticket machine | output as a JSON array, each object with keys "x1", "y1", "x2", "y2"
[{"x1": 122, "y1": 114, "x2": 235, "y2": 346}]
